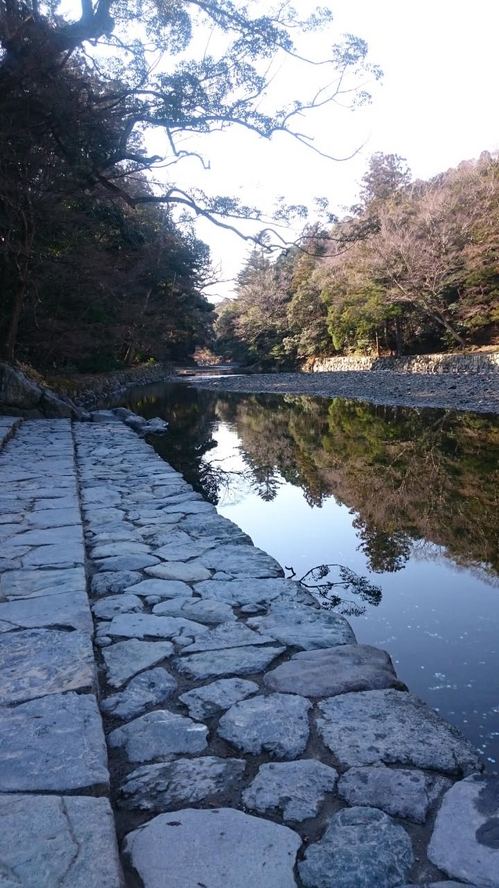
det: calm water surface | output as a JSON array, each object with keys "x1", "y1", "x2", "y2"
[{"x1": 119, "y1": 380, "x2": 499, "y2": 769}]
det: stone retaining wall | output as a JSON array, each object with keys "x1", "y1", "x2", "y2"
[
  {"x1": 307, "y1": 350, "x2": 499, "y2": 375},
  {"x1": 52, "y1": 362, "x2": 177, "y2": 408},
  {"x1": 1, "y1": 415, "x2": 498, "y2": 887}
]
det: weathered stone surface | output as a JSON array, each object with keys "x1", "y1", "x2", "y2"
[
  {"x1": 428, "y1": 774, "x2": 499, "y2": 887},
  {"x1": 153, "y1": 596, "x2": 235, "y2": 624},
  {"x1": 103, "y1": 639, "x2": 173, "y2": 688},
  {"x1": 124, "y1": 807, "x2": 301, "y2": 888},
  {"x1": 96, "y1": 553, "x2": 159, "y2": 572},
  {"x1": 299, "y1": 806, "x2": 414, "y2": 888},
  {"x1": 199, "y1": 543, "x2": 282, "y2": 577},
  {"x1": 0, "y1": 627, "x2": 95, "y2": 703},
  {"x1": 265, "y1": 645, "x2": 404, "y2": 697},
  {"x1": 120, "y1": 756, "x2": 246, "y2": 812},
  {"x1": 107, "y1": 612, "x2": 209, "y2": 641},
  {"x1": 338, "y1": 765, "x2": 451, "y2": 823},
  {"x1": 243, "y1": 760, "x2": 338, "y2": 821},
  {"x1": 179, "y1": 678, "x2": 259, "y2": 720},
  {"x1": 127, "y1": 578, "x2": 193, "y2": 598},
  {"x1": 248, "y1": 602, "x2": 356, "y2": 650},
  {"x1": 0, "y1": 589, "x2": 93, "y2": 633},
  {"x1": 91, "y1": 541, "x2": 150, "y2": 559},
  {"x1": 218, "y1": 693, "x2": 311, "y2": 759},
  {"x1": 21, "y1": 542, "x2": 84, "y2": 567},
  {"x1": 194, "y1": 576, "x2": 302, "y2": 606},
  {"x1": 8, "y1": 525, "x2": 82, "y2": 546},
  {"x1": 175, "y1": 644, "x2": 285, "y2": 680},
  {"x1": 316, "y1": 689, "x2": 482, "y2": 774},
  {"x1": 181, "y1": 621, "x2": 275, "y2": 652},
  {"x1": 0, "y1": 692, "x2": 108, "y2": 791},
  {"x1": 101, "y1": 667, "x2": 177, "y2": 719},
  {"x1": 155, "y1": 540, "x2": 216, "y2": 561},
  {"x1": 145, "y1": 561, "x2": 211, "y2": 582},
  {"x1": 0, "y1": 794, "x2": 123, "y2": 888},
  {"x1": 92, "y1": 594, "x2": 144, "y2": 620},
  {"x1": 28, "y1": 506, "x2": 80, "y2": 527},
  {"x1": 109, "y1": 709, "x2": 208, "y2": 761},
  {"x1": 91, "y1": 570, "x2": 141, "y2": 597}
]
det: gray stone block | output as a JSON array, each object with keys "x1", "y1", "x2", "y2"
[
  {"x1": 152, "y1": 596, "x2": 235, "y2": 624},
  {"x1": 180, "y1": 678, "x2": 259, "y2": 720},
  {"x1": 127, "y1": 578, "x2": 194, "y2": 598},
  {"x1": 199, "y1": 543, "x2": 283, "y2": 577},
  {"x1": 180, "y1": 621, "x2": 275, "y2": 652},
  {"x1": 103, "y1": 638, "x2": 174, "y2": 688},
  {"x1": 145, "y1": 561, "x2": 211, "y2": 582},
  {"x1": 175, "y1": 644, "x2": 285, "y2": 680},
  {"x1": 0, "y1": 692, "x2": 108, "y2": 791},
  {"x1": 101, "y1": 667, "x2": 177, "y2": 719},
  {"x1": 194, "y1": 576, "x2": 303, "y2": 607},
  {"x1": 0, "y1": 627, "x2": 95, "y2": 703},
  {"x1": 92, "y1": 594, "x2": 144, "y2": 620},
  {"x1": 124, "y1": 808, "x2": 301, "y2": 888},
  {"x1": 428, "y1": 774, "x2": 499, "y2": 887},
  {"x1": 0, "y1": 589, "x2": 93, "y2": 634},
  {"x1": 243, "y1": 759, "x2": 338, "y2": 821},
  {"x1": 317, "y1": 689, "x2": 482, "y2": 774},
  {"x1": 248, "y1": 602, "x2": 356, "y2": 649},
  {"x1": 107, "y1": 612, "x2": 209, "y2": 641},
  {"x1": 265, "y1": 645, "x2": 405, "y2": 697},
  {"x1": 120, "y1": 756, "x2": 246, "y2": 812},
  {"x1": 95, "y1": 553, "x2": 160, "y2": 571},
  {"x1": 109, "y1": 709, "x2": 208, "y2": 761},
  {"x1": 218, "y1": 692, "x2": 311, "y2": 758},
  {"x1": 338, "y1": 765, "x2": 451, "y2": 823},
  {"x1": 0, "y1": 794, "x2": 123, "y2": 887},
  {"x1": 299, "y1": 806, "x2": 414, "y2": 888}
]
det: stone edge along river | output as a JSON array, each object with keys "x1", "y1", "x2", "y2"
[{"x1": 0, "y1": 411, "x2": 497, "y2": 887}]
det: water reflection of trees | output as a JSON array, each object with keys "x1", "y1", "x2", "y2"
[
  {"x1": 216, "y1": 394, "x2": 499, "y2": 578},
  {"x1": 132, "y1": 383, "x2": 499, "y2": 579}
]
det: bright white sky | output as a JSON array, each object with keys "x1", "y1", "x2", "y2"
[{"x1": 163, "y1": 0, "x2": 499, "y2": 301}]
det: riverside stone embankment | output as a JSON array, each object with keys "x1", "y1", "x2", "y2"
[{"x1": 0, "y1": 413, "x2": 498, "y2": 887}]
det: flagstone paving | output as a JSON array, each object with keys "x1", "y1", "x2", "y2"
[{"x1": 0, "y1": 412, "x2": 497, "y2": 887}]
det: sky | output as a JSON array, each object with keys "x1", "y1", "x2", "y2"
[{"x1": 161, "y1": 0, "x2": 499, "y2": 301}]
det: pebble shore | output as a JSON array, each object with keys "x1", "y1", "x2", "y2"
[
  {"x1": 188, "y1": 369, "x2": 499, "y2": 414},
  {"x1": 0, "y1": 413, "x2": 498, "y2": 887}
]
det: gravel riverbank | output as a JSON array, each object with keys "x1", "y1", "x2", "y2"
[{"x1": 188, "y1": 369, "x2": 499, "y2": 414}]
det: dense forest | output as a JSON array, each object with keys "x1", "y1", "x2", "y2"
[
  {"x1": 0, "y1": 0, "x2": 378, "y2": 372},
  {"x1": 216, "y1": 151, "x2": 499, "y2": 367}
]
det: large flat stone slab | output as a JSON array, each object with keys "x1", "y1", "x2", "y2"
[
  {"x1": 265, "y1": 645, "x2": 405, "y2": 697},
  {"x1": 126, "y1": 578, "x2": 194, "y2": 599},
  {"x1": 0, "y1": 794, "x2": 123, "y2": 887},
  {"x1": 199, "y1": 544, "x2": 283, "y2": 577},
  {"x1": 96, "y1": 553, "x2": 160, "y2": 571},
  {"x1": 107, "y1": 613, "x2": 209, "y2": 641},
  {"x1": 0, "y1": 692, "x2": 108, "y2": 791},
  {"x1": 91, "y1": 570, "x2": 142, "y2": 597},
  {"x1": 0, "y1": 590, "x2": 92, "y2": 634},
  {"x1": 21, "y1": 542, "x2": 84, "y2": 568},
  {"x1": 243, "y1": 760, "x2": 338, "y2": 822},
  {"x1": 109, "y1": 710, "x2": 208, "y2": 762},
  {"x1": 317, "y1": 689, "x2": 482, "y2": 774},
  {"x1": 101, "y1": 667, "x2": 177, "y2": 719},
  {"x1": 92, "y1": 593, "x2": 144, "y2": 620},
  {"x1": 194, "y1": 577, "x2": 303, "y2": 607},
  {"x1": 428, "y1": 774, "x2": 499, "y2": 887},
  {"x1": 299, "y1": 806, "x2": 414, "y2": 888},
  {"x1": 145, "y1": 561, "x2": 211, "y2": 582},
  {"x1": 152, "y1": 596, "x2": 235, "y2": 624},
  {"x1": 0, "y1": 569, "x2": 88, "y2": 603},
  {"x1": 338, "y1": 765, "x2": 451, "y2": 823},
  {"x1": 175, "y1": 644, "x2": 285, "y2": 680},
  {"x1": 0, "y1": 627, "x2": 95, "y2": 703},
  {"x1": 218, "y1": 693, "x2": 311, "y2": 759},
  {"x1": 124, "y1": 807, "x2": 301, "y2": 888},
  {"x1": 180, "y1": 621, "x2": 274, "y2": 652},
  {"x1": 103, "y1": 639, "x2": 174, "y2": 688},
  {"x1": 248, "y1": 602, "x2": 356, "y2": 649},
  {"x1": 120, "y1": 756, "x2": 246, "y2": 812},
  {"x1": 179, "y1": 678, "x2": 259, "y2": 720}
]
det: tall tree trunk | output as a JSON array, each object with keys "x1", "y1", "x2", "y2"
[{"x1": 3, "y1": 281, "x2": 25, "y2": 361}]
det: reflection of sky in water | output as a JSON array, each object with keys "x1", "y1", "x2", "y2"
[{"x1": 203, "y1": 422, "x2": 499, "y2": 771}]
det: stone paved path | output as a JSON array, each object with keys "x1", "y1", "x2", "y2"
[{"x1": 1, "y1": 414, "x2": 498, "y2": 887}]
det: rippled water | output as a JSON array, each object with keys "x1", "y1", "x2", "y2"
[{"x1": 117, "y1": 380, "x2": 499, "y2": 770}]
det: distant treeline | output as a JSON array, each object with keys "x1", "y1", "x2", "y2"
[{"x1": 216, "y1": 152, "x2": 499, "y2": 367}]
